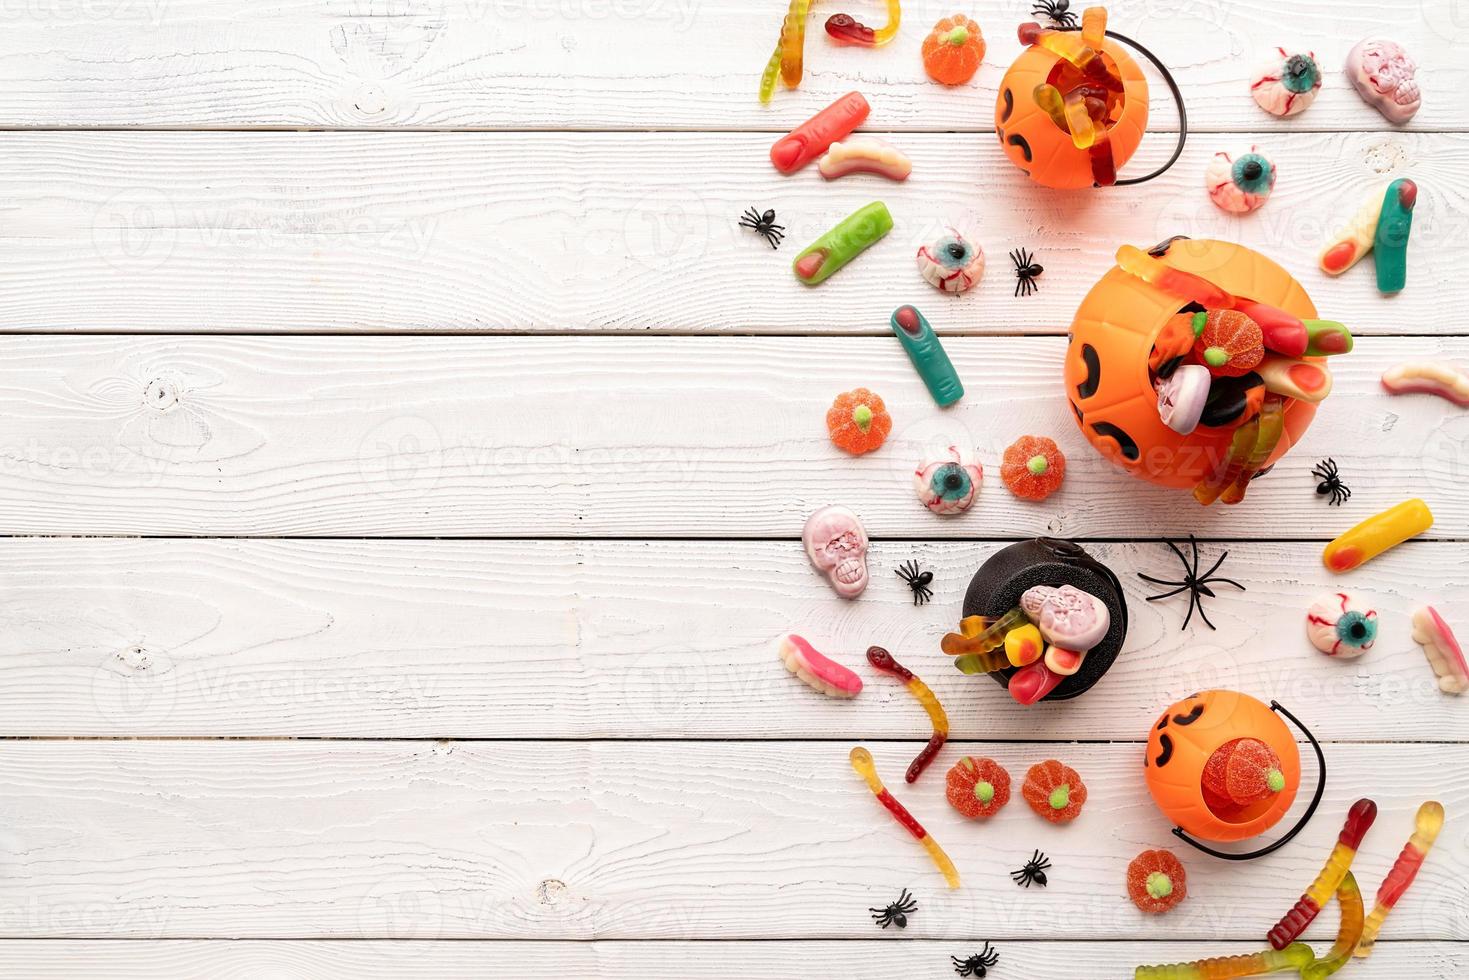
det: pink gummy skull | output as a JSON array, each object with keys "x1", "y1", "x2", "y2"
[
  {"x1": 803, "y1": 505, "x2": 869, "y2": 598},
  {"x1": 1020, "y1": 584, "x2": 1110, "y2": 652},
  {"x1": 1346, "y1": 39, "x2": 1420, "y2": 124}
]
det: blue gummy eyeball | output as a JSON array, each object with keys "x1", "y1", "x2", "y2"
[
  {"x1": 935, "y1": 236, "x2": 972, "y2": 268},
  {"x1": 1335, "y1": 610, "x2": 1378, "y2": 649},
  {"x1": 929, "y1": 463, "x2": 972, "y2": 501},
  {"x1": 1232, "y1": 153, "x2": 1274, "y2": 193}
]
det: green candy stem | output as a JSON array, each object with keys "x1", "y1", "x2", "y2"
[
  {"x1": 1204, "y1": 346, "x2": 1228, "y2": 368},
  {"x1": 1146, "y1": 872, "x2": 1174, "y2": 900},
  {"x1": 852, "y1": 404, "x2": 873, "y2": 432},
  {"x1": 1267, "y1": 769, "x2": 1286, "y2": 793},
  {"x1": 1027, "y1": 454, "x2": 1049, "y2": 476},
  {"x1": 1190, "y1": 311, "x2": 1208, "y2": 336},
  {"x1": 944, "y1": 26, "x2": 968, "y2": 45},
  {"x1": 975, "y1": 781, "x2": 995, "y2": 804},
  {"x1": 1049, "y1": 784, "x2": 1071, "y2": 810}
]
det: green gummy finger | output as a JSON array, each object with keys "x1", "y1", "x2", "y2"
[
  {"x1": 793, "y1": 201, "x2": 893, "y2": 285},
  {"x1": 1303, "y1": 319, "x2": 1354, "y2": 357}
]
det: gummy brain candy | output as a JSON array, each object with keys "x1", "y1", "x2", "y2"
[
  {"x1": 1022, "y1": 759, "x2": 1087, "y2": 823},
  {"x1": 1202, "y1": 737, "x2": 1285, "y2": 816},
  {"x1": 945, "y1": 756, "x2": 1010, "y2": 819},
  {"x1": 913, "y1": 444, "x2": 982, "y2": 514},
  {"x1": 827, "y1": 388, "x2": 891, "y2": 455},
  {"x1": 1000, "y1": 435, "x2": 1066, "y2": 500},
  {"x1": 1127, "y1": 849, "x2": 1188, "y2": 914},
  {"x1": 1205, "y1": 148, "x2": 1276, "y2": 214},
  {"x1": 922, "y1": 14, "x2": 985, "y2": 86}
]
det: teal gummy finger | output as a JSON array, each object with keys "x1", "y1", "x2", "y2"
[
  {"x1": 890, "y1": 305, "x2": 964, "y2": 406},
  {"x1": 792, "y1": 201, "x2": 893, "y2": 285},
  {"x1": 1374, "y1": 178, "x2": 1417, "y2": 295}
]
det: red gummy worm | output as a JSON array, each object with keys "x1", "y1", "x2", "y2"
[
  {"x1": 875, "y1": 788, "x2": 928, "y2": 841},
  {"x1": 866, "y1": 646, "x2": 950, "y2": 784}
]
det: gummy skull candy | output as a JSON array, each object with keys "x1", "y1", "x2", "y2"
[
  {"x1": 913, "y1": 445, "x2": 982, "y2": 515},
  {"x1": 1306, "y1": 592, "x2": 1379, "y2": 658},
  {"x1": 1021, "y1": 584, "x2": 1110, "y2": 651},
  {"x1": 916, "y1": 228, "x2": 985, "y2": 294},
  {"x1": 1205, "y1": 148, "x2": 1276, "y2": 214},
  {"x1": 1346, "y1": 38, "x2": 1421, "y2": 124},
  {"x1": 802, "y1": 505, "x2": 869, "y2": 599},
  {"x1": 1251, "y1": 48, "x2": 1322, "y2": 118}
]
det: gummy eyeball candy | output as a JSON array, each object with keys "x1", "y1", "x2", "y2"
[
  {"x1": 803, "y1": 505, "x2": 869, "y2": 599},
  {"x1": 1021, "y1": 584, "x2": 1110, "y2": 651},
  {"x1": 913, "y1": 445, "x2": 982, "y2": 514},
  {"x1": 1205, "y1": 148, "x2": 1276, "y2": 214},
  {"x1": 1306, "y1": 592, "x2": 1378, "y2": 658},
  {"x1": 946, "y1": 756, "x2": 1010, "y2": 819},
  {"x1": 1252, "y1": 47, "x2": 1322, "y2": 117},
  {"x1": 916, "y1": 229, "x2": 985, "y2": 293},
  {"x1": 1127, "y1": 849, "x2": 1188, "y2": 915}
]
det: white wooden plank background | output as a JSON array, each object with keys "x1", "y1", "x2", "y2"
[{"x1": 2, "y1": 0, "x2": 1466, "y2": 975}]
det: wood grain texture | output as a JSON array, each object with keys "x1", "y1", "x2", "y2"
[
  {"x1": 0, "y1": 334, "x2": 1462, "y2": 537},
  {"x1": 0, "y1": 130, "x2": 1459, "y2": 334},
  {"x1": 5, "y1": 537, "x2": 1464, "y2": 740},
  {"x1": 0, "y1": 939, "x2": 1461, "y2": 978},
  {"x1": 0, "y1": 0, "x2": 1457, "y2": 132},
  {"x1": 0, "y1": 740, "x2": 1463, "y2": 941}
]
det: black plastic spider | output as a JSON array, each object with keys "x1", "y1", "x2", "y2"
[
  {"x1": 1011, "y1": 849, "x2": 1050, "y2": 888},
  {"x1": 1031, "y1": 0, "x2": 1077, "y2": 29},
  {"x1": 953, "y1": 943, "x2": 1000, "y2": 977},
  {"x1": 1138, "y1": 536, "x2": 1246, "y2": 631},
  {"x1": 895, "y1": 560, "x2": 934, "y2": 606},
  {"x1": 1011, "y1": 248, "x2": 1043, "y2": 297},
  {"x1": 1312, "y1": 458, "x2": 1351, "y2": 506},
  {"x1": 869, "y1": 888, "x2": 917, "y2": 929},
  {"x1": 739, "y1": 206, "x2": 785, "y2": 249}
]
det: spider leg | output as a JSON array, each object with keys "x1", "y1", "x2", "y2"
[
  {"x1": 1207, "y1": 576, "x2": 1247, "y2": 592},
  {"x1": 1142, "y1": 584, "x2": 1193, "y2": 600},
  {"x1": 1164, "y1": 539, "x2": 1191, "y2": 570},
  {"x1": 1196, "y1": 551, "x2": 1229, "y2": 582},
  {"x1": 1196, "y1": 599, "x2": 1216, "y2": 631},
  {"x1": 1181, "y1": 592, "x2": 1197, "y2": 630}
]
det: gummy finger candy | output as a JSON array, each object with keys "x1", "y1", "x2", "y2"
[
  {"x1": 1021, "y1": 584, "x2": 1108, "y2": 651},
  {"x1": 1305, "y1": 593, "x2": 1379, "y2": 658},
  {"x1": 866, "y1": 646, "x2": 949, "y2": 784},
  {"x1": 1233, "y1": 301, "x2": 1307, "y2": 358},
  {"x1": 946, "y1": 755, "x2": 1010, "y2": 819},
  {"x1": 1304, "y1": 319, "x2": 1354, "y2": 357},
  {"x1": 1258, "y1": 355, "x2": 1332, "y2": 404},
  {"x1": 915, "y1": 229, "x2": 984, "y2": 295},
  {"x1": 1157, "y1": 364, "x2": 1210, "y2": 436},
  {"x1": 922, "y1": 15, "x2": 984, "y2": 86},
  {"x1": 1355, "y1": 801, "x2": 1445, "y2": 958},
  {"x1": 1116, "y1": 245, "x2": 1237, "y2": 309},
  {"x1": 804, "y1": 504, "x2": 870, "y2": 598},
  {"x1": 1135, "y1": 943, "x2": 1315, "y2": 980},
  {"x1": 1022, "y1": 759, "x2": 1086, "y2": 823},
  {"x1": 1206, "y1": 149, "x2": 1276, "y2": 214},
  {"x1": 1251, "y1": 47, "x2": 1322, "y2": 117},
  {"x1": 1322, "y1": 498, "x2": 1434, "y2": 572},
  {"x1": 913, "y1": 444, "x2": 981, "y2": 513},
  {"x1": 1004, "y1": 623, "x2": 1043, "y2": 667},
  {"x1": 825, "y1": 0, "x2": 900, "y2": 47},
  {"x1": 770, "y1": 91, "x2": 871, "y2": 173},
  {"x1": 1193, "y1": 310, "x2": 1265, "y2": 378},
  {"x1": 1381, "y1": 362, "x2": 1469, "y2": 406},
  {"x1": 945, "y1": 608, "x2": 1031, "y2": 674},
  {"x1": 1301, "y1": 871, "x2": 1365, "y2": 980},
  {"x1": 1000, "y1": 435, "x2": 1066, "y2": 501},
  {"x1": 1269, "y1": 799, "x2": 1377, "y2": 949},
  {"x1": 1374, "y1": 178, "x2": 1417, "y2": 294},
  {"x1": 777, "y1": 634, "x2": 864, "y2": 698},
  {"x1": 849, "y1": 747, "x2": 961, "y2": 888},
  {"x1": 778, "y1": 0, "x2": 813, "y2": 89},
  {"x1": 818, "y1": 137, "x2": 913, "y2": 181},
  {"x1": 793, "y1": 201, "x2": 893, "y2": 285},
  {"x1": 827, "y1": 387, "x2": 892, "y2": 455},
  {"x1": 1127, "y1": 849, "x2": 1187, "y2": 915},
  {"x1": 1411, "y1": 606, "x2": 1468, "y2": 695},
  {"x1": 1319, "y1": 186, "x2": 1385, "y2": 276},
  {"x1": 1008, "y1": 660, "x2": 1063, "y2": 705},
  {"x1": 891, "y1": 304, "x2": 964, "y2": 405},
  {"x1": 1044, "y1": 644, "x2": 1085, "y2": 677},
  {"x1": 1346, "y1": 38, "x2": 1421, "y2": 125}
]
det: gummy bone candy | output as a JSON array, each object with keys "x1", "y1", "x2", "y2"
[
  {"x1": 892, "y1": 305, "x2": 965, "y2": 406},
  {"x1": 1020, "y1": 584, "x2": 1109, "y2": 651},
  {"x1": 1134, "y1": 944, "x2": 1315, "y2": 979},
  {"x1": 777, "y1": 634, "x2": 864, "y2": 698},
  {"x1": 1269, "y1": 799, "x2": 1377, "y2": 949},
  {"x1": 1373, "y1": 178, "x2": 1417, "y2": 295},
  {"x1": 817, "y1": 137, "x2": 913, "y2": 181},
  {"x1": 866, "y1": 645, "x2": 949, "y2": 783},
  {"x1": 1322, "y1": 498, "x2": 1433, "y2": 572},
  {"x1": 1319, "y1": 186, "x2": 1385, "y2": 276},
  {"x1": 1205, "y1": 149, "x2": 1276, "y2": 214},
  {"x1": 793, "y1": 201, "x2": 893, "y2": 285},
  {"x1": 1354, "y1": 801, "x2": 1445, "y2": 959},
  {"x1": 1411, "y1": 606, "x2": 1469, "y2": 695},
  {"x1": 912, "y1": 444, "x2": 981, "y2": 514},
  {"x1": 1251, "y1": 47, "x2": 1322, "y2": 117},
  {"x1": 922, "y1": 14, "x2": 984, "y2": 86},
  {"x1": 825, "y1": 0, "x2": 901, "y2": 47},
  {"x1": 915, "y1": 230, "x2": 984, "y2": 294},
  {"x1": 770, "y1": 92, "x2": 871, "y2": 174},
  {"x1": 1381, "y1": 362, "x2": 1469, "y2": 407},
  {"x1": 944, "y1": 608, "x2": 1031, "y2": 674},
  {"x1": 946, "y1": 756, "x2": 1010, "y2": 819},
  {"x1": 1305, "y1": 593, "x2": 1378, "y2": 658},
  {"x1": 803, "y1": 505, "x2": 870, "y2": 598},
  {"x1": 1345, "y1": 38, "x2": 1421, "y2": 124},
  {"x1": 848, "y1": 746, "x2": 961, "y2": 888}
]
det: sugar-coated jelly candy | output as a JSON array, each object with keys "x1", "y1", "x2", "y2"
[
  {"x1": 1202, "y1": 738, "x2": 1284, "y2": 814},
  {"x1": 803, "y1": 504, "x2": 870, "y2": 598},
  {"x1": 922, "y1": 15, "x2": 984, "y2": 86},
  {"x1": 1022, "y1": 759, "x2": 1086, "y2": 822},
  {"x1": 1127, "y1": 850, "x2": 1188, "y2": 914},
  {"x1": 793, "y1": 201, "x2": 893, "y2": 285},
  {"x1": 770, "y1": 91, "x2": 871, "y2": 173},
  {"x1": 1194, "y1": 309, "x2": 1265, "y2": 378},
  {"x1": 945, "y1": 756, "x2": 1010, "y2": 819},
  {"x1": 1322, "y1": 498, "x2": 1433, "y2": 572},
  {"x1": 827, "y1": 387, "x2": 892, "y2": 455},
  {"x1": 1000, "y1": 435, "x2": 1066, "y2": 501},
  {"x1": 1305, "y1": 593, "x2": 1378, "y2": 658}
]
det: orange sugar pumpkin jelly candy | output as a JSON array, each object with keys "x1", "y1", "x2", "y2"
[
  {"x1": 1127, "y1": 849, "x2": 1187, "y2": 914},
  {"x1": 1022, "y1": 759, "x2": 1087, "y2": 823},
  {"x1": 945, "y1": 756, "x2": 1010, "y2": 819},
  {"x1": 826, "y1": 387, "x2": 892, "y2": 455},
  {"x1": 1322, "y1": 498, "x2": 1433, "y2": 572},
  {"x1": 922, "y1": 15, "x2": 985, "y2": 86}
]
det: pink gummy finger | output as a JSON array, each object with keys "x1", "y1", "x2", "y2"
[
  {"x1": 770, "y1": 91, "x2": 871, "y2": 174},
  {"x1": 778, "y1": 634, "x2": 863, "y2": 698},
  {"x1": 1412, "y1": 606, "x2": 1469, "y2": 695},
  {"x1": 1381, "y1": 362, "x2": 1469, "y2": 407}
]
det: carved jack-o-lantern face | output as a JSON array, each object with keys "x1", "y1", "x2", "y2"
[
  {"x1": 1064, "y1": 239, "x2": 1324, "y2": 490},
  {"x1": 1144, "y1": 690, "x2": 1301, "y2": 843}
]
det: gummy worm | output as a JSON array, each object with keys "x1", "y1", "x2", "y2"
[
  {"x1": 1116, "y1": 245, "x2": 1237, "y2": 309},
  {"x1": 1269, "y1": 798, "x2": 1377, "y2": 949},
  {"x1": 866, "y1": 645, "x2": 948, "y2": 783},
  {"x1": 758, "y1": 41, "x2": 783, "y2": 103},
  {"x1": 849, "y1": 747, "x2": 961, "y2": 888},
  {"x1": 825, "y1": 0, "x2": 900, "y2": 47},
  {"x1": 1134, "y1": 942, "x2": 1314, "y2": 979},
  {"x1": 943, "y1": 608, "x2": 1029, "y2": 674},
  {"x1": 778, "y1": 0, "x2": 813, "y2": 90},
  {"x1": 1354, "y1": 801, "x2": 1445, "y2": 959},
  {"x1": 1301, "y1": 871, "x2": 1365, "y2": 980}
]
